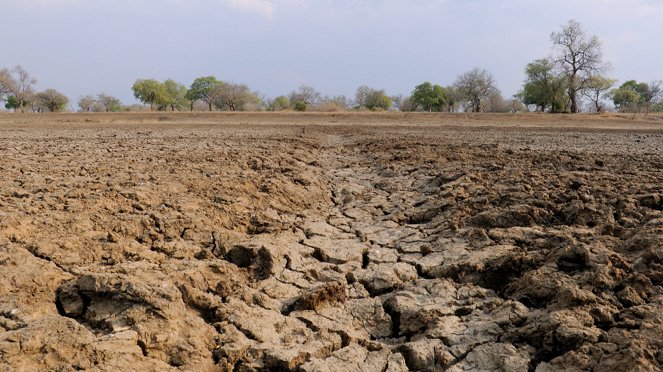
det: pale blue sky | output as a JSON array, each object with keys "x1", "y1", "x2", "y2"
[{"x1": 2, "y1": 0, "x2": 662, "y2": 105}]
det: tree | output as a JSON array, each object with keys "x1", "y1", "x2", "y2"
[
  {"x1": 96, "y1": 94, "x2": 122, "y2": 112},
  {"x1": 187, "y1": 76, "x2": 221, "y2": 111},
  {"x1": 582, "y1": 75, "x2": 617, "y2": 112},
  {"x1": 0, "y1": 68, "x2": 13, "y2": 103},
  {"x1": 551, "y1": 20, "x2": 605, "y2": 113},
  {"x1": 519, "y1": 58, "x2": 567, "y2": 112},
  {"x1": 35, "y1": 89, "x2": 69, "y2": 112},
  {"x1": 483, "y1": 91, "x2": 510, "y2": 113},
  {"x1": 213, "y1": 83, "x2": 259, "y2": 111},
  {"x1": 5, "y1": 96, "x2": 20, "y2": 112},
  {"x1": 293, "y1": 101, "x2": 307, "y2": 112},
  {"x1": 391, "y1": 95, "x2": 415, "y2": 112},
  {"x1": 610, "y1": 80, "x2": 663, "y2": 114},
  {"x1": 354, "y1": 86, "x2": 392, "y2": 111},
  {"x1": 411, "y1": 82, "x2": 446, "y2": 112},
  {"x1": 266, "y1": 95, "x2": 290, "y2": 111},
  {"x1": 317, "y1": 95, "x2": 350, "y2": 112},
  {"x1": 161, "y1": 79, "x2": 189, "y2": 111},
  {"x1": 453, "y1": 68, "x2": 498, "y2": 112},
  {"x1": 132, "y1": 79, "x2": 166, "y2": 111},
  {"x1": 610, "y1": 88, "x2": 639, "y2": 113},
  {"x1": 0, "y1": 66, "x2": 36, "y2": 112},
  {"x1": 78, "y1": 95, "x2": 96, "y2": 112},
  {"x1": 289, "y1": 85, "x2": 321, "y2": 110}
]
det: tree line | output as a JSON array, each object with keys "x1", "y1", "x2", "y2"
[{"x1": 2, "y1": 20, "x2": 661, "y2": 114}]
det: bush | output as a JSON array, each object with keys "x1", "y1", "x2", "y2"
[{"x1": 294, "y1": 101, "x2": 306, "y2": 112}]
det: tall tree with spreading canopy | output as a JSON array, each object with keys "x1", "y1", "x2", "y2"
[
  {"x1": 519, "y1": 58, "x2": 567, "y2": 112},
  {"x1": 132, "y1": 79, "x2": 166, "y2": 111},
  {"x1": 187, "y1": 76, "x2": 221, "y2": 111},
  {"x1": 551, "y1": 20, "x2": 605, "y2": 113},
  {"x1": 162, "y1": 79, "x2": 189, "y2": 111},
  {"x1": 453, "y1": 68, "x2": 498, "y2": 112},
  {"x1": 411, "y1": 82, "x2": 446, "y2": 112},
  {"x1": 35, "y1": 89, "x2": 69, "y2": 112}
]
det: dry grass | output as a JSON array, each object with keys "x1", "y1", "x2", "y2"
[{"x1": 1, "y1": 111, "x2": 662, "y2": 130}]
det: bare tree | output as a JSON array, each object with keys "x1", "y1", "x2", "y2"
[
  {"x1": 392, "y1": 94, "x2": 416, "y2": 112},
  {"x1": 551, "y1": 20, "x2": 605, "y2": 113},
  {"x1": 0, "y1": 66, "x2": 36, "y2": 112},
  {"x1": 0, "y1": 68, "x2": 14, "y2": 102},
  {"x1": 78, "y1": 95, "x2": 96, "y2": 112},
  {"x1": 289, "y1": 85, "x2": 321, "y2": 108},
  {"x1": 12, "y1": 66, "x2": 37, "y2": 112},
  {"x1": 213, "y1": 83, "x2": 257, "y2": 111},
  {"x1": 453, "y1": 68, "x2": 498, "y2": 112}
]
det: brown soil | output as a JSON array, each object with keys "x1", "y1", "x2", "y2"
[{"x1": 1, "y1": 112, "x2": 662, "y2": 371}]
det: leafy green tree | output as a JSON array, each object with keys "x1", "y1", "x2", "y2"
[
  {"x1": 610, "y1": 80, "x2": 662, "y2": 113},
  {"x1": 551, "y1": 20, "x2": 605, "y2": 113},
  {"x1": 267, "y1": 95, "x2": 290, "y2": 111},
  {"x1": 186, "y1": 76, "x2": 220, "y2": 111},
  {"x1": 35, "y1": 89, "x2": 69, "y2": 112},
  {"x1": 161, "y1": 79, "x2": 189, "y2": 111},
  {"x1": 610, "y1": 88, "x2": 640, "y2": 112},
  {"x1": 4, "y1": 95, "x2": 21, "y2": 111},
  {"x1": 293, "y1": 101, "x2": 307, "y2": 112},
  {"x1": 355, "y1": 86, "x2": 392, "y2": 111},
  {"x1": 582, "y1": 75, "x2": 616, "y2": 112},
  {"x1": 132, "y1": 79, "x2": 166, "y2": 111},
  {"x1": 411, "y1": 82, "x2": 446, "y2": 112},
  {"x1": 519, "y1": 58, "x2": 567, "y2": 112},
  {"x1": 97, "y1": 94, "x2": 122, "y2": 112}
]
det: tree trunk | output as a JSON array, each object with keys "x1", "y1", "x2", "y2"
[{"x1": 568, "y1": 74, "x2": 578, "y2": 113}]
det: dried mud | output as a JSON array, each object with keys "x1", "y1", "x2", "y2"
[{"x1": 1, "y1": 113, "x2": 662, "y2": 371}]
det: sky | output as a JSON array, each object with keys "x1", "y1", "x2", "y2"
[{"x1": 2, "y1": 0, "x2": 662, "y2": 106}]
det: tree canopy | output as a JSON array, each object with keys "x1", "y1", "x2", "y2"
[
  {"x1": 186, "y1": 76, "x2": 221, "y2": 111},
  {"x1": 411, "y1": 82, "x2": 446, "y2": 112},
  {"x1": 35, "y1": 89, "x2": 69, "y2": 112},
  {"x1": 453, "y1": 68, "x2": 498, "y2": 112},
  {"x1": 355, "y1": 86, "x2": 392, "y2": 111},
  {"x1": 551, "y1": 19, "x2": 605, "y2": 113}
]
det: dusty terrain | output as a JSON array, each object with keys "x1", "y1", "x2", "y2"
[{"x1": 1, "y1": 112, "x2": 662, "y2": 371}]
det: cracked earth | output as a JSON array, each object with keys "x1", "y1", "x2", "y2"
[{"x1": 1, "y1": 113, "x2": 663, "y2": 371}]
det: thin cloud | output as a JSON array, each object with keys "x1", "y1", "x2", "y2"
[{"x1": 225, "y1": 0, "x2": 276, "y2": 19}]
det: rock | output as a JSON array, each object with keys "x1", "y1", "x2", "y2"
[{"x1": 449, "y1": 343, "x2": 531, "y2": 371}]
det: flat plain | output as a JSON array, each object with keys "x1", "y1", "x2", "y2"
[{"x1": 1, "y1": 112, "x2": 662, "y2": 371}]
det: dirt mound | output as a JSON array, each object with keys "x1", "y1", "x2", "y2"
[{"x1": 1, "y1": 114, "x2": 663, "y2": 371}]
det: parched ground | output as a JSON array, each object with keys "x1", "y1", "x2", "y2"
[{"x1": 0, "y1": 112, "x2": 662, "y2": 371}]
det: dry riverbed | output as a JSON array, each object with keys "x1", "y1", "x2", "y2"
[{"x1": 1, "y1": 112, "x2": 662, "y2": 371}]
